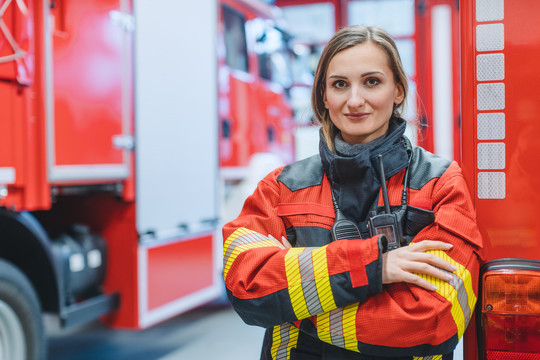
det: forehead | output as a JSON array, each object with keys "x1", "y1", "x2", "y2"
[{"x1": 327, "y1": 42, "x2": 393, "y2": 75}]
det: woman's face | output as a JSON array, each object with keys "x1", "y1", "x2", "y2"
[{"x1": 323, "y1": 42, "x2": 404, "y2": 144}]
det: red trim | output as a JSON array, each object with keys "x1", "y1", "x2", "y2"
[{"x1": 277, "y1": 202, "x2": 335, "y2": 218}]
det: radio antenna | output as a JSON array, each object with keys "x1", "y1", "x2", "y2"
[{"x1": 377, "y1": 155, "x2": 391, "y2": 214}]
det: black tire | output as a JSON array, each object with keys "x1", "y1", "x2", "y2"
[{"x1": 0, "y1": 259, "x2": 46, "y2": 360}]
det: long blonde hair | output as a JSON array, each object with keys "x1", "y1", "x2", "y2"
[{"x1": 311, "y1": 25, "x2": 409, "y2": 151}]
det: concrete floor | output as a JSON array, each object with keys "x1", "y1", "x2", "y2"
[
  {"x1": 46, "y1": 305, "x2": 265, "y2": 360},
  {"x1": 46, "y1": 304, "x2": 463, "y2": 360}
]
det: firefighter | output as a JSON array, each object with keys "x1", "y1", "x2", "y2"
[{"x1": 223, "y1": 25, "x2": 482, "y2": 359}]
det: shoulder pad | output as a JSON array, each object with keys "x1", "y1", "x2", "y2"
[
  {"x1": 409, "y1": 147, "x2": 452, "y2": 190},
  {"x1": 277, "y1": 155, "x2": 324, "y2": 191}
]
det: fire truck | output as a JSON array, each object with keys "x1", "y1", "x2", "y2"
[{"x1": 0, "y1": 0, "x2": 294, "y2": 359}]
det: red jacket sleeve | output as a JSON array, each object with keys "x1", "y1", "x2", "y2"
[{"x1": 223, "y1": 168, "x2": 386, "y2": 328}]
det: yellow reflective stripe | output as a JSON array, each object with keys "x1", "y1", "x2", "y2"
[
  {"x1": 311, "y1": 246, "x2": 336, "y2": 312},
  {"x1": 433, "y1": 249, "x2": 477, "y2": 329},
  {"x1": 223, "y1": 227, "x2": 257, "y2": 253},
  {"x1": 314, "y1": 304, "x2": 360, "y2": 353},
  {"x1": 286, "y1": 325, "x2": 299, "y2": 359},
  {"x1": 342, "y1": 303, "x2": 359, "y2": 352},
  {"x1": 223, "y1": 238, "x2": 278, "y2": 280},
  {"x1": 271, "y1": 325, "x2": 281, "y2": 358},
  {"x1": 461, "y1": 265, "x2": 476, "y2": 318},
  {"x1": 316, "y1": 310, "x2": 333, "y2": 344},
  {"x1": 420, "y1": 249, "x2": 477, "y2": 339},
  {"x1": 413, "y1": 356, "x2": 442, "y2": 360},
  {"x1": 285, "y1": 248, "x2": 311, "y2": 319},
  {"x1": 270, "y1": 324, "x2": 299, "y2": 360}
]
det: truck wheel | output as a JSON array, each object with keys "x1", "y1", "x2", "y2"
[{"x1": 0, "y1": 259, "x2": 45, "y2": 360}]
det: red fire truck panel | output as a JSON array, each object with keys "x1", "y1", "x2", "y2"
[{"x1": 49, "y1": 0, "x2": 131, "y2": 183}]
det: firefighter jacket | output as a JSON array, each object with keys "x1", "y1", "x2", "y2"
[{"x1": 223, "y1": 118, "x2": 482, "y2": 360}]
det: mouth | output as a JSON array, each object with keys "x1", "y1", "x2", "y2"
[{"x1": 344, "y1": 112, "x2": 369, "y2": 120}]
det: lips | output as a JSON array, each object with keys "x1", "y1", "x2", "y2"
[{"x1": 344, "y1": 112, "x2": 369, "y2": 121}]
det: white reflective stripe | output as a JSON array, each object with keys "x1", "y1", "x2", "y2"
[
  {"x1": 477, "y1": 53, "x2": 505, "y2": 82},
  {"x1": 476, "y1": 0, "x2": 504, "y2": 22},
  {"x1": 477, "y1": 113, "x2": 505, "y2": 140},
  {"x1": 476, "y1": 23, "x2": 504, "y2": 52},
  {"x1": 477, "y1": 83, "x2": 505, "y2": 111},
  {"x1": 478, "y1": 143, "x2": 505, "y2": 170},
  {"x1": 478, "y1": 172, "x2": 506, "y2": 199}
]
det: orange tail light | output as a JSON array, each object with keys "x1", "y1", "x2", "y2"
[{"x1": 481, "y1": 260, "x2": 540, "y2": 359}]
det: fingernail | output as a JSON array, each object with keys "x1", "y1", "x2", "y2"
[
  {"x1": 431, "y1": 285, "x2": 438, "y2": 291},
  {"x1": 451, "y1": 265, "x2": 458, "y2": 271},
  {"x1": 445, "y1": 243, "x2": 453, "y2": 248}
]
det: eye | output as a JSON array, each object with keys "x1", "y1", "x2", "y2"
[
  {"x1": 331, "y1": 79, "x2": 348, "y2": 89},
  {"x1": 365, "y1": 77, "x2": 381, "y2": 86}
]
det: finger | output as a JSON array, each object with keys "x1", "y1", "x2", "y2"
[
  {"x1": 281, "y1": 236, "x2": 293, "y2": 248},
  {"x1": 401, "y1": 272, "x2": 439, "y2": 291},
  {"x1": 267, "y1": 234, "x2": 286, "y2": 249},
  {"x1": 408, "y1": 252, "x2": 458, "y2": 273},
  {"x1": 411, "y1": 240, "x2": 453, "y2": 252},
  {"x1": 406, "y1": 261, "x2": 454, "y2": 282}
]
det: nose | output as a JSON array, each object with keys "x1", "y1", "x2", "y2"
[{"x1": 347, "y1": 86, "x2": 366, "y2": 109}]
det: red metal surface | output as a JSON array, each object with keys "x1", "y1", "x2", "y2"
[
  {"x1": 0, "y1": 0, "x2": 34, "y2": 84},
  {"x1": 146, "y1": 235, "x2": 214, "y2": 311},
  {"x1": 0, "y1": 0, "x2": 49, "y2": 211},
  {"x1": 51, "y1": 0, "x2": 128, "y2": 167},
  {"x1": 461, "y1": 1, "x2": 540, "y2": 358},
  {"x1": 462, "y1": 0, "x2": 540, "y2": 263}
]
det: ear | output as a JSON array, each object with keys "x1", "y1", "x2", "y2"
[
  {"x1": 394, "y1": 84, "x2": 405, "y2": 105},
  {"x1": 323, "y1": 92, "x2": 329, "y2": 109}
]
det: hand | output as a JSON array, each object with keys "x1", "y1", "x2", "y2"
[
  {"x1": 268, "y1": 235, "x2": 293, "y2": 249},
  {"x1": 382, "y1": 240, "x2": 457, "y2": 291}
]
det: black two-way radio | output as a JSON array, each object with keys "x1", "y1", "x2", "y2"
[
  {"x1": 330, "y1": 196, "x2": 363, "y2": 241},
  {"x1": 367, "y1": 155, "x2": 404, "y2": 250}
]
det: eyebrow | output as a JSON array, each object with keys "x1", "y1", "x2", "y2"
[{"x1": 328, "y1": 71, "x2": 385, "y2": 79}]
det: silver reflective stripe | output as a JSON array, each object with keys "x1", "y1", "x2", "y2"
[
  {"x1": 275, "y1": 324, "x2": 291, "y2": 360},
  {"x1": 223, "y1": 232, "x2": 267, "y2": 267},
  {"x1": 328, "y1": 308, "x2": 345, "y2": 348},
  {"x1": 298, "y1": 249, "x2": 324, "y2": 315}
]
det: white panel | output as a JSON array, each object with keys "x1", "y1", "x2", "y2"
[
  {"x1": 49, "y1": 164, "x2": 128, "y2": 183},
  {"x1": 477, "y1": 53, "x2": 504, "y2": 81},
  {"x1": 0, "y1": 168, "x2": 15, "y2": 184},
  {"x1": 432, "y1": 5, "x2": 454, "y2": 161},
  {"x1": 477, "y1": 113, "x2": 505, "y2": 140},
  {"x1": 134, "y1": 1, "x2": 218, "y2": 237},
  {"x1": 476, "y1": 0, "x2": 504, "y2": 22},
  {"x1": 477, "y1": 83, "x2": 505, "y2": 110},
  {"x1": 476, "y1": 24, "x2": 504, "y2": 52},
  {"x1": 281, "y1": 3, "x2": 335, "y2": 43},
  {"x1": 348, "y1": 0, "x2": 415, "y2": 37},
  {"x1": 478, "y1": 172, "x2": 506, "y2": 199},
  {"x1": 478, "y1": 143, "x2": 505, "y2": 169}
]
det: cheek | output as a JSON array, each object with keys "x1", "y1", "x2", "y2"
[
  {"x1": 324, "y1": 94, "x2": 344, "y2": 112},
  {"x1": 374, "y1": 91, "x2": 398, "y2": 111}
]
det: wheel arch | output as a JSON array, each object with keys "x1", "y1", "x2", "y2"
[{"x1": 0, "y1": 208, "x2": 62, "y2": 313}]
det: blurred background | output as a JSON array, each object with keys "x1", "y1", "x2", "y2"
[{"x1": 0, "y1": 0, "x2": 463, "y2": 359}]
